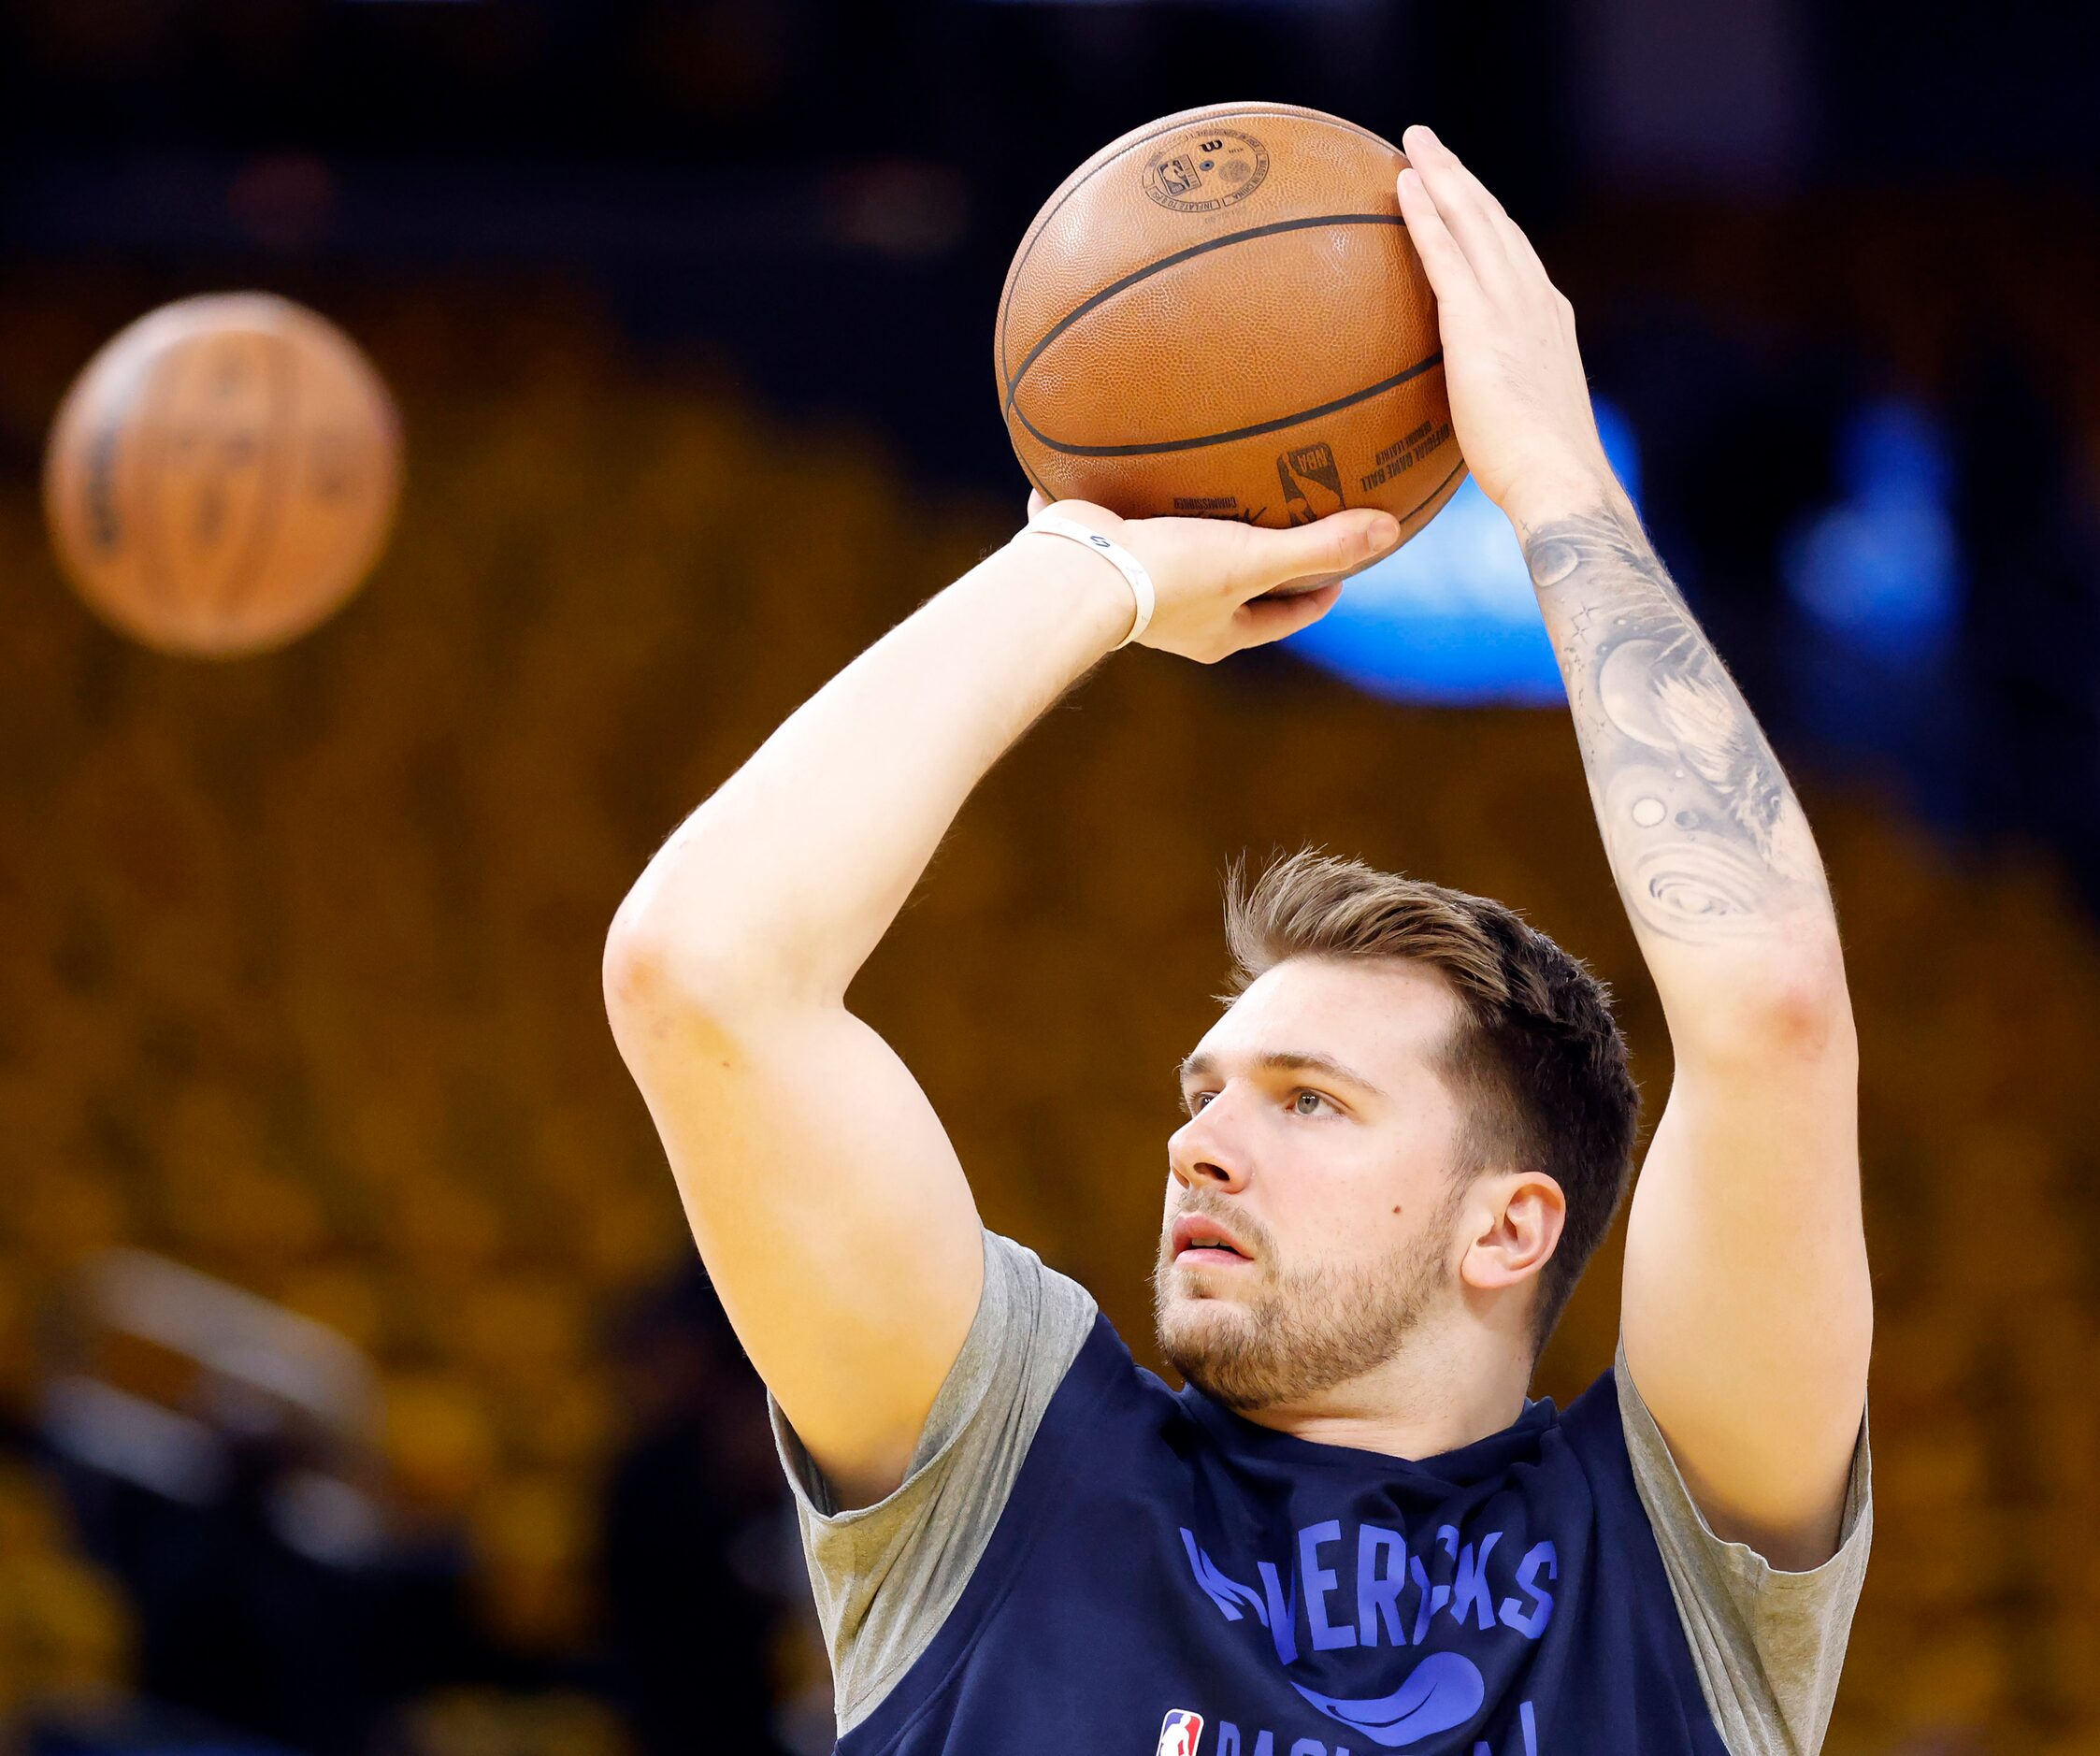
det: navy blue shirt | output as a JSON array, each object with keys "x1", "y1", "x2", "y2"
[{"x1": 771, "y1": 1231, "x2": 1871, "y2": 1756}]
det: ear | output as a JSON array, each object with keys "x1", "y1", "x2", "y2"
[{"x1": 1458, "y1": 1173, "x2": 1567, "y2": 1294}]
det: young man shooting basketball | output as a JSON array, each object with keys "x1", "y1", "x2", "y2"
[{"x1": 604, "y1": 125, "x2": 1870, "y2": 1755}]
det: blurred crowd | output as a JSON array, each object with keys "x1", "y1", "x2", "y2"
[
  {"x1": 0, "y1": 295, "x2": 841, "y2": 1756},
  {"x1": 0, "y1": 283, "x2": 2095, "y2": 1753}
]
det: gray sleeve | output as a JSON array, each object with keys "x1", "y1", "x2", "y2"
[
  {"x1": 767, "y1": 1227, "x2": 1098, "y2": 1738},
  {"x1": 1616, "y1": 1342, "x2": 1873, "y2": 1756}
]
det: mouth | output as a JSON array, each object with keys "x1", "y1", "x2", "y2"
[
  {"x1": 1170, "y1": 1213, "x2": 1255, "y2": 1267},
  {"x1": 1173, "y1": 1245, "x2": 1255, "y2": 1270}
]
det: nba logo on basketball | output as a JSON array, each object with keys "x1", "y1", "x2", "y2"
[
  {"x1": 1155, "y1": 155, "x2": 1201, "y2": 196},
  {"x1": 1156, "y1": 1708, "x2": 1204, "y2": 1755}
]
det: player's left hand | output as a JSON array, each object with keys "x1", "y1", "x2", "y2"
[{"x1": 1395, "y1": 125, "x2": 1621, "y2": 528}]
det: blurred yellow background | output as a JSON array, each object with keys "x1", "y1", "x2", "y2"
[{"x1": 4, "y1": 283, "x2": 2099, "y2": 1754}]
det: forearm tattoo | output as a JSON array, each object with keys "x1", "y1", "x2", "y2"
[{"x1": 1524, "y1": 507, "x2": 1828, "y2": 944}]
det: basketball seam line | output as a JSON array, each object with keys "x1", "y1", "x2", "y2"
[
  {"x1": 1394, "y1": 453, "x2": 1468, "y2": 532},
  {"x1": 1011, "y1": 349, "x2": 1446, "y2": 459},
  {"x1": 997, "y1": 104, "x2": 1402, "y2": 386},
  {"x1": 1001, "y1": 212, "x2": 1410, "y2": 410},
  {"x1": 218, "y1": 334, "x2": 301, "y2": 625}
]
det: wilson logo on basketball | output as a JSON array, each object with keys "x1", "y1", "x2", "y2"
[{"x1": 1140, "y1": 128, "x2": 1270, "y2": 212}]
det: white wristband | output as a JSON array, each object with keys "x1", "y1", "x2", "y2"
[{"x1": 1023, "y1": 511, "x2": 1156, "y2": 649}]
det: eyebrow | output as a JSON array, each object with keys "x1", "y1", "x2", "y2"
[{"x1": 1175, "y1": 1048, "x2": 1388, "y2": 1102}]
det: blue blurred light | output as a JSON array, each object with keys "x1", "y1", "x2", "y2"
[
  {"x1": 1782, "y1": 396, "x2": 1962, "y2": 663},
  {"x1": 1286, "y1": 398, "x2": 1642, "y2": 705}
]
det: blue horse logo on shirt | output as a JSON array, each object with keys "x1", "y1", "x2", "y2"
[
  {"x1": 1290, "y1": 1652, "x2": 1485, "y2": 1749},
  {"x1": 1178, "y1": 1519, "x2": 1557, "y2": 1749}
]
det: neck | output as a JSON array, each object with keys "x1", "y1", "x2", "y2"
[{"x1": 1227, "y1": 1321, "x2": 1533, "y2": 1462}]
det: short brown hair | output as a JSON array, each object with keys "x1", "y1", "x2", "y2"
[{"x1": 1221, "y1": 848, "x2": 1639, "y2": 1354}]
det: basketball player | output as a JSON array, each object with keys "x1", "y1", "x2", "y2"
[{"x1": 604, "y1": 125, "x2": 1870, "y2": 1754}]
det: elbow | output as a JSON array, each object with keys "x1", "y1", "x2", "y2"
[
  {"x1": 1748, "y1": 952, "x2": 1852, "y2": 1053},
  {"x1": 601, "y1": 888, "x2": 804, "y2": 1035},
  {"x1": 1690, "y1": 932, "x2": 1856, "y2": 1065},
  {"x1": 602, "y1": 890, "x2": 727, "y2": 1029},
  {"x1": 602, "y1": 823, "x2": 755, "y2": 1021},
  {"x1": 601, "y1": 896, "x2": 687, "y2": 1052},
  {"x1": 601, "y1": 915, "x2": 760, "y2": 1085},
  {"x1": 601, "y1": 902, "x2": 675, "y2": 1025}
]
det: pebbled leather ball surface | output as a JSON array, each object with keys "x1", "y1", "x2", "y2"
[{"x1": 997, "y1": 101, "x2": 1464, "y2": 543}]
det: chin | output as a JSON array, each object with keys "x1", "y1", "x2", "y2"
[
  {"x1": 1156, "y1": 1288, "x2": 1245, "y2": 1353},
  {"x1": 1162, "y1": 1272, "x2": 1243, "y2": 1308}
]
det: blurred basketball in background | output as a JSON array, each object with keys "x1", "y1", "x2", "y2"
[
  {"x1": 43, "y1": 293, "x2": 402, "y2": 657},
  {"x1": 998, "y1": 101, "x2": 1462, "y2": 548}
]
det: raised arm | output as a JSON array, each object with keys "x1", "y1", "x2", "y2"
[
  {"x1": 602, "y1": 493, "x2": 1399, "y2": 1509},
  {"x1": 1398, "y1": 126, "x2": 1869, "y2": 1568}
]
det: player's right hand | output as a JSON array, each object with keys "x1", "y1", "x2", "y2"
[{"x1": 1020, "y1": 490, "x2": 1399, "y2": 665}]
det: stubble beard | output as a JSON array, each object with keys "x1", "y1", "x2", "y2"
[{"x1": 1151, "y1": 1201, "x2": 1456, "y2": 1413}]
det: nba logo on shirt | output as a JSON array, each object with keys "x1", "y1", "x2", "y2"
[{"x1": 1156, "y1": 1708, "x2": 1204, "y2": 1756}]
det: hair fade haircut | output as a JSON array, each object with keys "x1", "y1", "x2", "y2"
[{"x1": 1220, "y1": 848, "x2": 1640, "y2": 1355}]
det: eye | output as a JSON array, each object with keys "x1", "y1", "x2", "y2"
[
  {"x1": 1291, "y1": 1089, "x2": 1332, "y2": 1115},
  {"x1": 1187, "y1": 1091, "x2": 1215, "y2": 1115}
]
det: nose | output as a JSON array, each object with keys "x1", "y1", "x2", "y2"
[{"x1": 1169, "y1": 1097, "x2": 1251, "y2": 1193}]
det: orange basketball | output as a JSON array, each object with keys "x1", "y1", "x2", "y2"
[
  {"x1": 43, "y1": 293, "x2": 402, "y2": 657},
  {"x1": 998, "y1": 101, "x2": 1462, "y2": 545}
]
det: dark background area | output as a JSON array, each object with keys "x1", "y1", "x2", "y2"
[{"x1": 7, "y1": 0, "x2": 2098, "y2": 891}]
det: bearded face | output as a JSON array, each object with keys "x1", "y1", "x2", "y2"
[
  {"x1": 1153, "y1": 1177, "x2": 1461, "y2": 1410},
  {"x1": 1157, "y1": 957, "x2": 1484, "y2": 1413}
]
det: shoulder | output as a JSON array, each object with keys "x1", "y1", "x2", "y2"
[
  {"x1": 770, "y1": 1227, "x2": 1105, "y2": 1734},
  {"x1": 1612, "y1": 1339, "x2": 1874, "y2": 1756},
  {"x1": 980, "y1": 1227, "x2": 1100, "y2": 1377}
]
